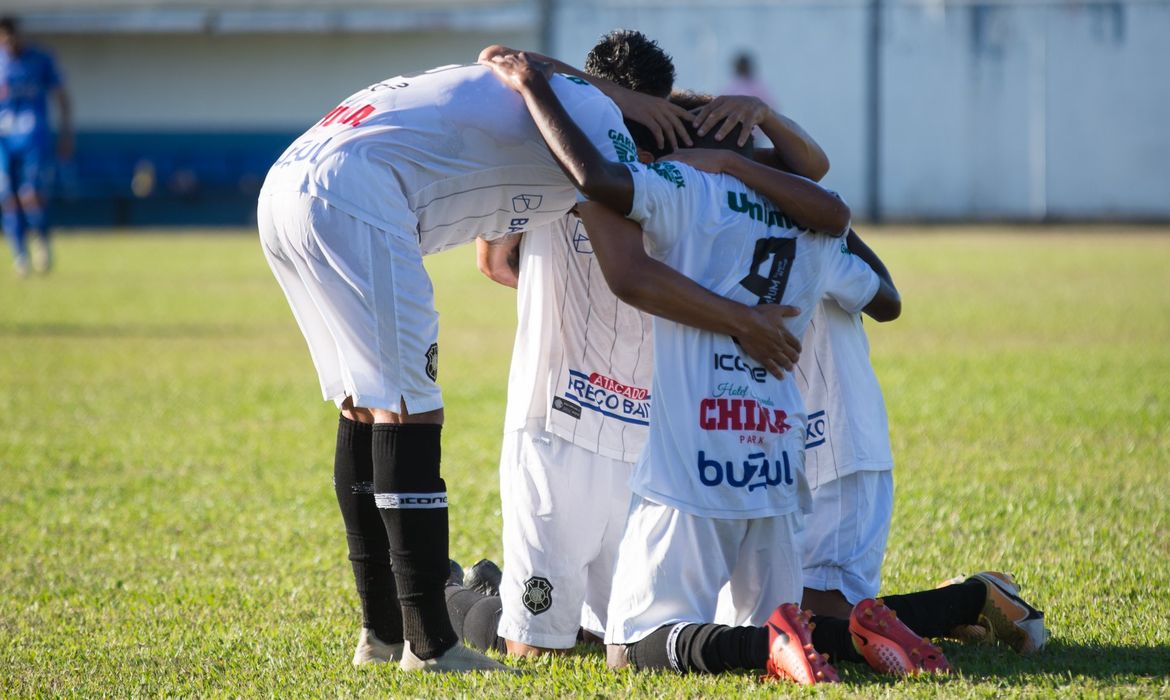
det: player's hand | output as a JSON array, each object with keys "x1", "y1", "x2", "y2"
[
  {"x1": 657, "y1": 147, "x2": 731, "y2": 174},
  {"x1": 480, "y1": 52, "x2": 553, "y2": 92},
  {"x1": 478, "y1": 44, "x2": 520, "y2": 63},
  {"x1": 693, "y1": 95, "x2": 770, "y2": 147},
  {"x1": 612, "y1": 89, "x2": 693, "y2": 152},
  {"x1": 734, "y1": 304, "x2": 802, "y2": 379}
]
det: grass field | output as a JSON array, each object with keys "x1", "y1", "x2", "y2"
[{"x1": 1, "y1": 227, "x2": 1168, "y2": 698}]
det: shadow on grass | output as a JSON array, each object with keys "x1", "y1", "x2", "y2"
[
  {"x1": 932, "y1": 639, "x2": 1170, "y2": 682},
  {"x1": 0, "y1": 322, "x2": 268, "y2": 339}
]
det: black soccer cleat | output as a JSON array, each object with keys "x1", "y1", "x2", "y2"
[
  {"x1": 448, "y1": 559, "x2": 465, "y2": 588},
  {"x1": 464, "y1": 559, "x2": 503, "y2": 597}
]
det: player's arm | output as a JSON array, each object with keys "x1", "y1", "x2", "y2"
[
  {"x1": 690, "y1": 96, "x2": 829, "y2": 181},
  {"x1": 847, "y1": 229, "x2": 901, "y2": 322},
  {"x1": 479, "y1": 45, "x2": 691, "y2": 151},
  {"x1": 482, "y1": 52, "x2": 636, "y2": 216},
  {"x1": 666, "y1": 147, "x2": 850, "y2": 236},
  {"x1": 576, "y1": 201, "x2": 801, "y2": 378},
  {"x1": 475, "y1": 234, "x2": 523, "y2": 289}
]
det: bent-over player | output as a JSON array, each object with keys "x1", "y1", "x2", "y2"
[{"x1": 259, "y1": 53, "x2": 811, "y2": 672}]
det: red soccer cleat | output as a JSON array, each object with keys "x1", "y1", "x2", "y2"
[
  {"x1": 764, "y1": 603, "x2": 840, "y2": 685},
  {"x1": 849, "y1": 598, "x2": 952, "y2": 675}
]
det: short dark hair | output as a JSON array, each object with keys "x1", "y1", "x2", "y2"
[
  {"x1": 0, "y1": 16, "x2": 19, "y2": 35},
  {"x1": 585, "y1": 29, "x2": 675, "y2": 98}
]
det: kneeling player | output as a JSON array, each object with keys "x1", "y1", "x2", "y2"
[{"x1": 483, "y1": 52, "x2": 909, "y2": 683}]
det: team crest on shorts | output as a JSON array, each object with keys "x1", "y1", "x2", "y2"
[
  {"x1": 522, "y1": 576, "x2": 554, "y2": 615},
  {"x1": 425, "y1": 343, "x2": 439, "y2": 382}
]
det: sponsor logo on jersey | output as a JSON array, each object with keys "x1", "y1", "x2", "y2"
[
  {"x1": 513, "y1": 193, "x2": 544, "y2": 212},
  {"x1": 506, "y1": 217, "x2": 529, "y2": 233},
  {"x1": 699, "y1": 398, "x2": 791, "y2": 440},
  {"x1": 572, "y1": 219, "x2": 593, "y2": 254},
  {"x1": 608, "y1": 129, "x2": 638, "y2": 163},
  {"x1": 806, "y1": 410, "x2": 828, "y2": 449},
  {"x1": 522, "y1": 576, "x2": 554, "y2": 614},
  {"x1": 552, "y1": 396, "x2": 582, "y2": 420},
  {"x1": 425, "y1": 343, "x2": 439, "y2": 382},
  {"x1": 713, "y1": 353, "x2": 768, "y2": 384},
  {"x1": 563, "y1": 75, "x2": 590, "y2": 86},
  {"x1": 713, "y1": 382, "x2": 774, "y2": 406},
  {"x1": 739, "y1": 237, "x2": 796, "y2": 305},
  {"x1": 648, "y1": 161, "x2": 686, "y2": 188},
  {"x1": 697, "y1": 449, "x2": 794, "y2": 492},
  {"x1": 317, "y1": 103, "x2": 376, "y2": 128},
  {"x1": 589, "y1": 372, "x2": 650, "y2": 401},
  {"x1": 727, "y1": 192, "x2": 811, "y2": 231},
  {"x1": 562, "y1": 369, "x2": 650, "y2": 425}
]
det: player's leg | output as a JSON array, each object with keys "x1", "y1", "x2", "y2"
[
  {"x1": 617, "y1": 511, "x2": 838, "y2": 684},
  {"x1": 578, "y1": 452, "x2": 634, "y2": 643},
  {"x1": 258, "y1": 193, "x2": 404, "y2": 664},
  {"x1": 261, "y1": 192, "x2": 505, "y2": 671},
  {"x1": 0, "y1": 146, "x2": 28, "y2": 275},
  {"x1": 17, "y1": 145, "x2": 50, "y2": 273},
  {"x1": 802, "y1": 471, "x2": 893, "y2": 619},
  {"x1": 495, "y1": 427, "x2": 608, "y2": 656}
]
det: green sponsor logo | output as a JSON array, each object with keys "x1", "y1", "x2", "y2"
[
  {"x1": 649, "y1": 162, "x2": 686, "y2": 188},
  {"x1": 726, "y1": 191, "x2": 809, "y2": 231},
  {"x1": 608, "y1": 129, "x2": 637, "y2": 163},
  {"x1": 564, "y1": 75, "x2": 590, "y2": 86}
]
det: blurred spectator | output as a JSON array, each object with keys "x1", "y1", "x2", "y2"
[
  {"x1": 0, "y1": 15, "x2": 72, "y2": 276},
  {"x1": 722, "y1": 51, "x2": 774, "y2": 107}
]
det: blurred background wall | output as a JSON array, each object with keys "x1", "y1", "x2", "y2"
[{"x1": 10, "y1": 0, "x2": 1170, "y2": 225}]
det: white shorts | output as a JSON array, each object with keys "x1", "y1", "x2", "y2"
[
  {"x1": 801, "y1": 470, "x2": 894, "y2": 604},
  {"x1": 605, "y1": 495, "x2": 804, "y2": 645},
  {"x1": 497, "y1": 425, "x2": 633, "y2": 648},
  {"x1": 258, "y1": 191, "x2": 442, "y2": 413}
]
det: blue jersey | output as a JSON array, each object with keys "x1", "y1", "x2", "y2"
[{"x1": 0, "y1": 46, "x2": 62, "y2": 151}]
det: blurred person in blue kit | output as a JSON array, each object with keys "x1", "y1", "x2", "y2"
[{"x1": 0, "y1": 16, "x2": 72, "y2": 277}]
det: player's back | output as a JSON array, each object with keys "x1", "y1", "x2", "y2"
[
  {"x1": 261, "y1": 64, "x2": 633, "y2": 254},
  {"x1": 796, "y1": 300, "x2": 893, "y2": 488},
  {"x1": 624, "y1": 160, "x2": 878, "y2": 519}
]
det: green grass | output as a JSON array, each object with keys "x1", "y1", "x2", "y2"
[{"x1": 1, "y1": 227, "x2": 1168, "y2": 698}]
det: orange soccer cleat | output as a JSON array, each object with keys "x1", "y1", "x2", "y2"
[
  {"x1": 764, "y1": 603, "x2": 840, "y2": 685},
  {"x1": 849, "y1": 598, "x2": 952, "y2": 675}
]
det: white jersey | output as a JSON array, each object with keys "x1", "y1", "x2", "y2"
[
  {"x1": 261, "y1": 64, "x2": 635, "y2": 254},
  {"x1": 796, "y1": 301, "x2": 894, "y2": 489},
  {"x1": 503, "y1": 215, "x2": 654, "y2": 463},
  {"x1": 624, "y1": 160, "x2": 880, "y2": 519}
]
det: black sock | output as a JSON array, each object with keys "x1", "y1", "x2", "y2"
[
  {"x1": 810, "y1": 615, "x2": 863, "y2": 664},
  {"x1": 879, "y1": 580, "x2": 986, "y2": 639},
  {"x1": 627, "y1": 623, "x2": 768, "y2": 674},
  {"x1": 372, "y1": 423, "x2": 457, "y2": 659},
  {"x1": 333, "y1": 416, "x2": 401, "y2": 643}
]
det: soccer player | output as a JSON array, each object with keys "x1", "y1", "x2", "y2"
[
  {"x1": 0, "y1": 16, "x2": 72, "y2": 276},
  {"x1": 482, "y1": 51, "x2": 910, "y2": 684},
  {"x1": 460, "y1": 37, "x2": 840, "y2": 659},
  {"x1": 791, "y1": 235, "x2": 1051, "y2": 655},
  {"x1": 259, "y1": 53, "x2": 808, "y2": 672}
]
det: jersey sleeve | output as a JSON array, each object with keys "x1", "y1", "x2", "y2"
[
  {"x1": 626, "y1": 160, "x2": 705, "y2": 253},
  {"x1": 552, "y1": 75, "x2": 637, "y2": 165},
  {"x1": 819, "y1": 238, "x2": 881, "y2": 314}
]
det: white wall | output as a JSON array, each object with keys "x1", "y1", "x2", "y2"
[
  {"x1": 45, "y1": 29, "x2": 537, "y2": 130},
  {"x1": 553, "y1": 0, "x2": 1170, "y2": 220}
]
